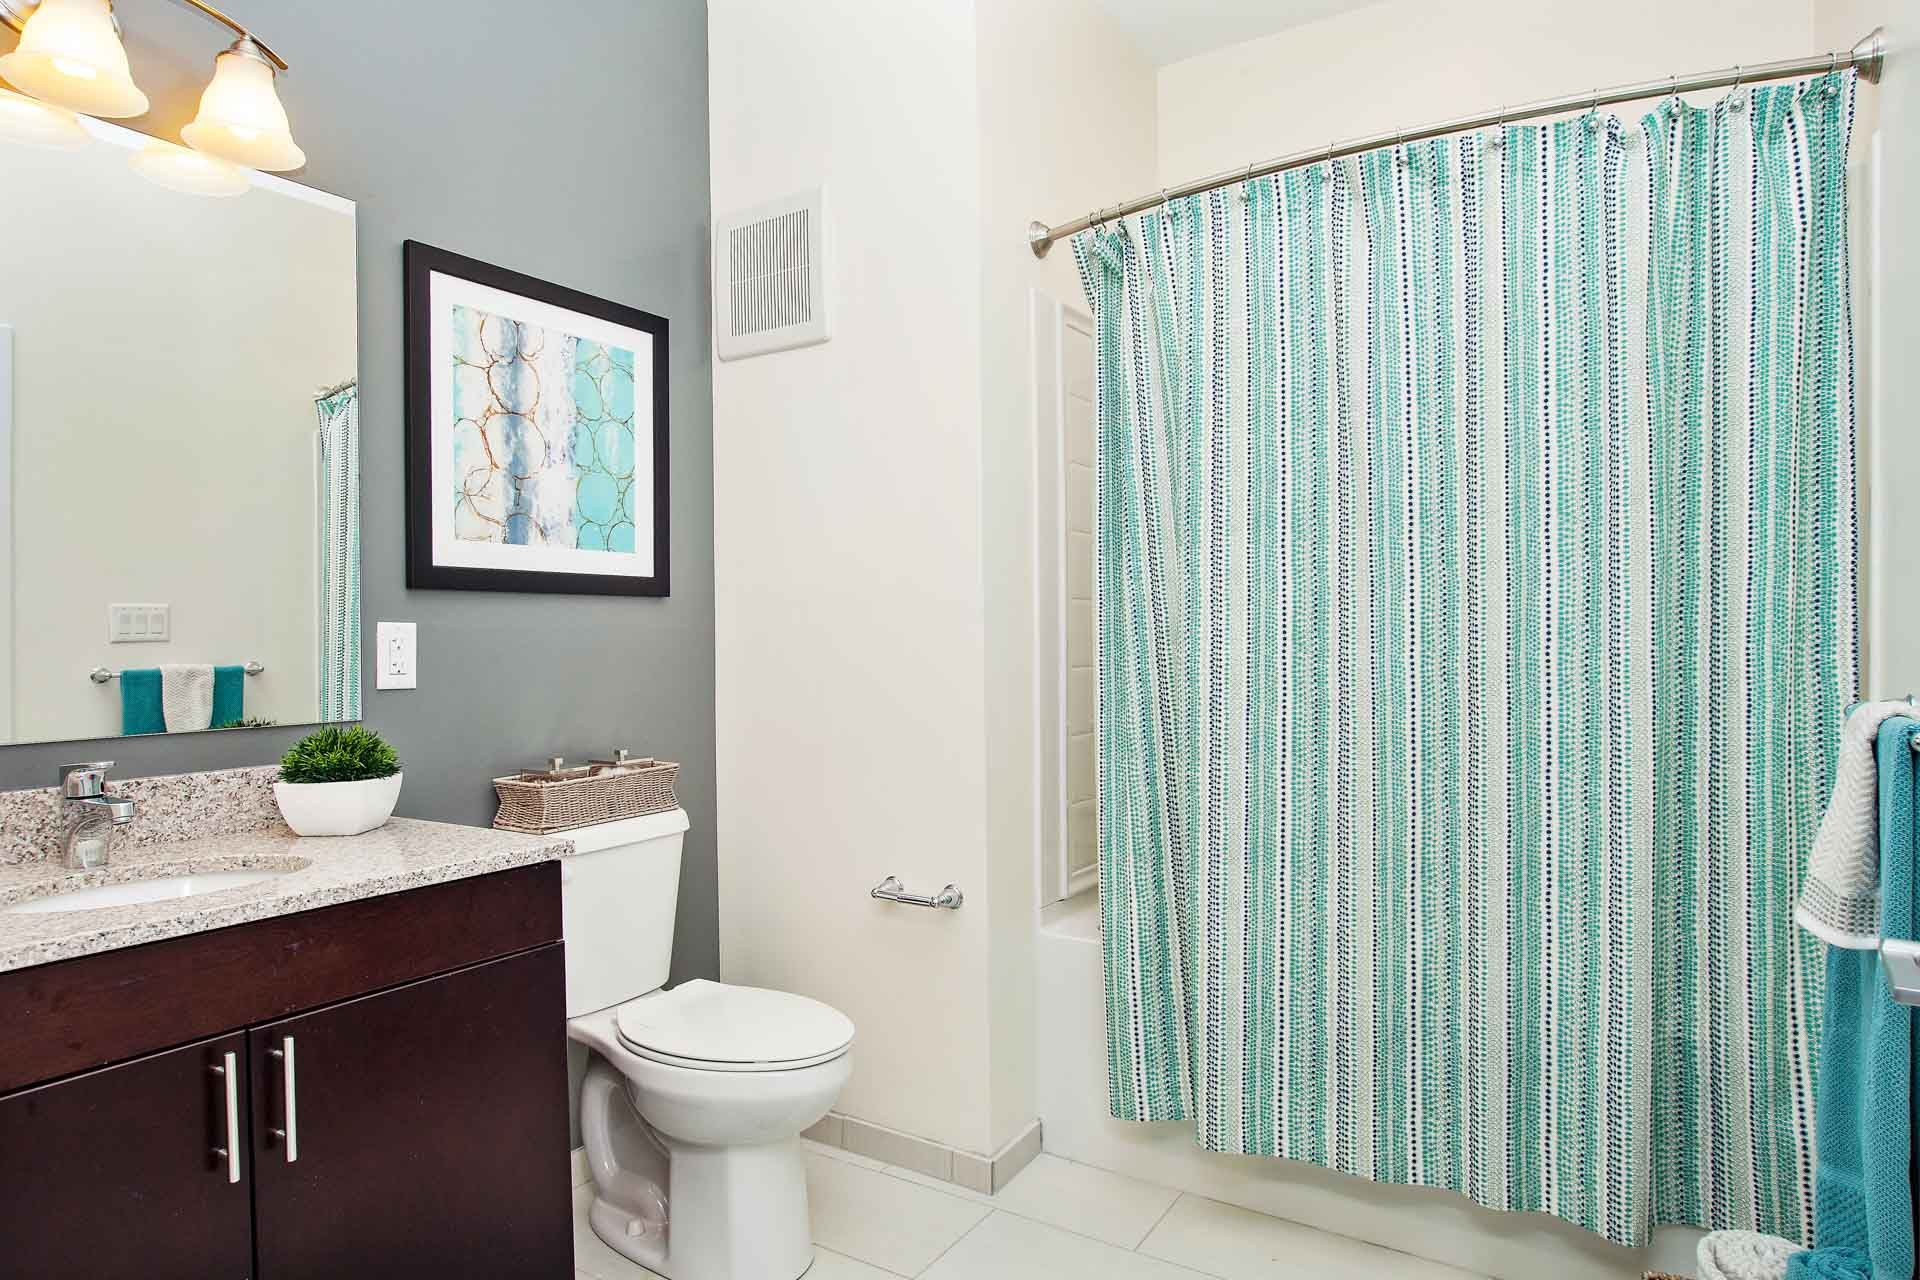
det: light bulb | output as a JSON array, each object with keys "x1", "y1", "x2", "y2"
[
  {"x1": 130, "y1": 137, "x2": 248, "y2": 197},
  {"x1": 0, "y1": 0, "x2": 147, "y2": 118},
  {"x1": 181, "y1": 36, "x2": 303, "y2": 172},
  {"x1": 0, "y1": 86, "x2": 86, "y2": 149}
]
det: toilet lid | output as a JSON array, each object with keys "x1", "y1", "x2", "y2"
[{"x1": 615, "y1": 979, "x2": 855, "y2": 1070}]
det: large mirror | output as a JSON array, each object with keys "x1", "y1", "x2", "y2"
[{"x1": 0, "y1": 118, "x2": 357, "y2": 745}]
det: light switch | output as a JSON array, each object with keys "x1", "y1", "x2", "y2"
[
  {"x1": 109, "y1": 603, "x2": 169, "y2": 643},
  {"x1": 376, "y1": 621, "x2": 417, "y2": 690}
]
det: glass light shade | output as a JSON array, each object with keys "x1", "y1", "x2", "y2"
[
  {"x1": 181, "y1": 41, "x2": 303, "y2": 172},
  {"x1": 0, "y1": 86, "x2": 86, "y2": 148},
  {"x1": 0, "y1": 0, "x2": 148, "y2": 118},
  {"x1": 130, "y1": 137, "x2": 248, "y2": 197}
]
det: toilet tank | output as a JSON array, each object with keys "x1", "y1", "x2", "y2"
[{"x1": 555, "y1": 808, "x2": 690, "y2": 1017}]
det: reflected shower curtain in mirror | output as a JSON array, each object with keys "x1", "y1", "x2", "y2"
[
  {"x1": 317, "y1": 380, "x2": 360, "y2": 722},
  {"x1": 1073, "y1": 73, "x2": 1856, "y2": 1246}
]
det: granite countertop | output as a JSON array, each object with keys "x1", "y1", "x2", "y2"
[{"x1": 0, "y1": 818, "x2": 573, "y2": 974}]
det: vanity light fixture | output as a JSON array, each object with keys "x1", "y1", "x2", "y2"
[
  {"x1": 0, "y1": 83, "x2": 85, "y2": 147},
  {"x1": 0, "y1": 0, "x2": 147, "y2": 118},
  {"x1": 181, "y1": 34, "x2": 301, "y2": 170},
  {"x1": 0, "y1": 0, "x2": 300, "y2": 170}
]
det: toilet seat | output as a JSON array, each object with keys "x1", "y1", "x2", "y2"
[{"x1": 615, "y1": 978, "x2": 855, "y2": 1073}]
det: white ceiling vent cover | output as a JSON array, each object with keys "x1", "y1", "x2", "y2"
[{"x1": 714, "y1": 186, "x2": 831, "y2": 360}]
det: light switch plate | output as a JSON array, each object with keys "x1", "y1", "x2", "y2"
[
  {"x1": 109, "y1": 603, "x2": 169, "y2": 643},
  {"x1": 376, "y1": 621, "x2": 417, "y2": 690}
]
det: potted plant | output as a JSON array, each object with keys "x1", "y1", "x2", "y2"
[{"x1": 274, "y1": 726, "x2": 404, "y2": 837}]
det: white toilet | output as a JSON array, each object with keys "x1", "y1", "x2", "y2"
[{"x1": 560, "y1": 810, "x2": 854, "y2": 1280}]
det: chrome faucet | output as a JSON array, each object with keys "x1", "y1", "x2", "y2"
[{"x1": 60, "y1": 762, "x2": 137, "y2": 870}]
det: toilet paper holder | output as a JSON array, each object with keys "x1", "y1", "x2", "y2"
[{"x1": 870, "y1": 876, "x2": 964, "y2": 911}]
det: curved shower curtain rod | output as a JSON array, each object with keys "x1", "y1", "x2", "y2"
[{"x1": 1027, "y1": 26, "x2": 1887, "y2": 258}]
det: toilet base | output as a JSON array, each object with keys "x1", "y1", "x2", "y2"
[{"x1": 588, "y1": 1133, "x2": 816, "y2": 1280}]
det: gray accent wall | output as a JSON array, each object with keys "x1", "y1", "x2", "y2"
[{"x1": 0, "y1": 1, "x2": 718, "y2": 992}]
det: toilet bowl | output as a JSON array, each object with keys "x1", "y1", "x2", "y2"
[{"x1": 556, "y1": 811, "x2": 855, "y2": 1280}]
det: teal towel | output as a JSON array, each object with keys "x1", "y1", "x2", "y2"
[
  {"x1": 1789, "y1": 1248, "x2": 1874, "y2": 1280},
  {"x1": 211, "y1": 665, "x2": 244, "y2": 727},
  {"x1": 1809, "y1": 716, "x2": 1917, "y2": 1280},
  {"x1": 118, "y1": 668, "x2": 165, "y2": 736}
]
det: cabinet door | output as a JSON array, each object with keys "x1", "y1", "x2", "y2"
[
  {"x1": 0, "y1": 1032, "x2": 253, "y2": 1279},
  {"x1": 249, "y1": 943, "x2": 571, "y2": 1279}
]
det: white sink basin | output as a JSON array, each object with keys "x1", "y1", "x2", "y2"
[{"x1": 5, "y1": 869, "x2": 288, "y2": 914}]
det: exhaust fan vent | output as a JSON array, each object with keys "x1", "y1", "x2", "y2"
[{"x1": 715, "y1": 186, "x2": 831, "y2": 360}]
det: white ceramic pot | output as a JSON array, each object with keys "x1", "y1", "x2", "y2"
[{"x1": 273, "y1": 772, "x2": 403, "y2": 837}]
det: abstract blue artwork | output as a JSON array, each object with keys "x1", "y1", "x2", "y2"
[{"x1": 447, "y1": 304, "x2": 637, "y2": 553}]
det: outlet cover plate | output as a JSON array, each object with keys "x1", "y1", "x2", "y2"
[{"x1": 376, "y1": 621, "x2": 417, "y2": 690}]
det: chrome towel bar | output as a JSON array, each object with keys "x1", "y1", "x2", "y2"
[
  {"x1": 871, "y1": 876, "x2": 964, "y2": 910},
  {"x1": 91, "y1": 661, "x2": 264, "y2": 684},
  {"x1": 1883, "y1": 939, "x2": 1920, "y2": 1007}
]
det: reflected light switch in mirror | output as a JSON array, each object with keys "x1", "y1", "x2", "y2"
[
  {"x1": 109, "y1": 603, "x2": 169, "y2": 643},
  {"x1": 376, "y1": 621, "x2": 416, "y2": 690}
]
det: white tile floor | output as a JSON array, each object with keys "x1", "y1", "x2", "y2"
[{"x1": 569, "y1": 1140, "x2": 1494, "y2": 1280}]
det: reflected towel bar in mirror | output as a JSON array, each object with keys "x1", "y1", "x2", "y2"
[{"x1": 90, "y1": 661, "x2": 265, "y2": 684}]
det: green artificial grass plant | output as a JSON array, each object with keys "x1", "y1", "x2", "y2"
[{"x1": 279, "y1": 726, "x2": 402, "y2": 785}]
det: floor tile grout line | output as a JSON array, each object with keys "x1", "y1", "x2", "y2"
[
  {"x1": 1129, "y1": 1189, "x2": 1186, "y2": 1252},
  {"x1": 814, "y1": 1142, "x2": 1214, "y2": 1266},
  {"x1": 910, "y1": 1206, "x2": 998, "y2": 1278}
]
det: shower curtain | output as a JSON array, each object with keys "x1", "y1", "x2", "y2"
[
  {"x1": 316, "y1": 380, "x2": 360, "y2": 723},
  {"x1": 1073, "y1": 74, "x2": 1856, "y2": 1246}
]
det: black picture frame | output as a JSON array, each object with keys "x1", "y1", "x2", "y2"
[{"x1": 403, "y1": 240, "x2": 670, "y2": 597}]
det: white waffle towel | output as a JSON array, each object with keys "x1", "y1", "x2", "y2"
[
  {"x1": 159, "y1": 664, "x2": 215, "y2": 733},
  {"x1": 1696, "y1": 1230, "x2": 1804, "y2": 1280},
  {"x1": 1795, "y1": 699, "x2": 1919, "y2": 949}
]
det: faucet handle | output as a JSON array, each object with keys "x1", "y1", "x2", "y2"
[{"x1": 60, "y1": 762, "x2": 114, "y2": 798}]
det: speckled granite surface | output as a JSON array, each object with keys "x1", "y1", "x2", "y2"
[
  {"x1": 0, "y1": 764, "x2": 283, "y2": 864},
  {"x1": 0, "y1": 818, "x2": 572, "y2": 973}
]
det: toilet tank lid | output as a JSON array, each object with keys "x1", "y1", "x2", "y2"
[
  {"x1": 616, "y1": 979, "x2": 855, "y2": 1067},
  {"x1": 553, "y1": 807, "x2": 690, "y2": 854}
]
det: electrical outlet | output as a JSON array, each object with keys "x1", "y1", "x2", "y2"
[
  {"x1": 109, "y1": 603, "x2": 169, "y2": 643},
  {"x1": 376, "y1": 621, "x2": 417, "y2": 690}
]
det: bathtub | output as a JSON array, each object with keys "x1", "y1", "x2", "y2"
[{"x1": 1036, "y1": 889, "x2": 1702, "y2": 1280}]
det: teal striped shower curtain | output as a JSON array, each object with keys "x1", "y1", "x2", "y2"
[
  {"x1": 316, "y1": 380, "x2": 360, "y2": 723},
  {"x1": 1072, "y1": 74, "x2": 1856, "y2": 1246}
]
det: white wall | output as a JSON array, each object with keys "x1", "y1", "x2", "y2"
[
  {"x1": 974, "y1": 0, "x2": 1157, "y2": 1154},
  {"x1": 711, "y1": 0, "x2": 1154, "y2": 1157},
  {"x1": 710, "y1": 0, "x2": 995, "y2": 1156},
  {"x1": 0, "y1": 131, "x2": 354, "y2": 743},
  {"x1": 1815, "y1": 0, "x2": 1918, "y2": 697},
  {"x1": 1157, "y1": 0, "x2": 1812, "y2": 185}
]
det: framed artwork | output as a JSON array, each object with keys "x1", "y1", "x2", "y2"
[{"x1": 404, "y1": 241, "x2": 669, "y2": 596}]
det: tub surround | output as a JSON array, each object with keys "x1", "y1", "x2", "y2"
[
  {"x1": 0, "y1": 817, "x2": 571, "y2": 972},
  {"x1": 0, "y1": 763, "x2": 284, "y2": 864}
]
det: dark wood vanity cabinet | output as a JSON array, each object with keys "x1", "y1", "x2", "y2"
[
  {"x1": 250, "y1": 945, "x2": 570, "y2": 1278},
  {"x1": 0, "y1": 864, "x2": 573, "y2": 1279},
  {"x1": 0, "y1": 1031, "x2": 255, "y2": 1279}
]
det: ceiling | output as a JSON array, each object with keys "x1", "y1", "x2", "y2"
[{"x1": 1089, "y1": 0, "x2": 1381, "y2": 67}]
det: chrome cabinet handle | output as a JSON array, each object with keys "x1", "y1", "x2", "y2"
[
  {"x1": 268, "y1": 1035, "x2": 298, "y2": 1162},
  {"x1": 210, "y1": 1052, "x2": 240, "y2": 1184}
]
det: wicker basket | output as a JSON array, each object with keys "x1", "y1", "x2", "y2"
[{"x1": 492, "y1": 759, "x2": 680, "y2": 834}]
